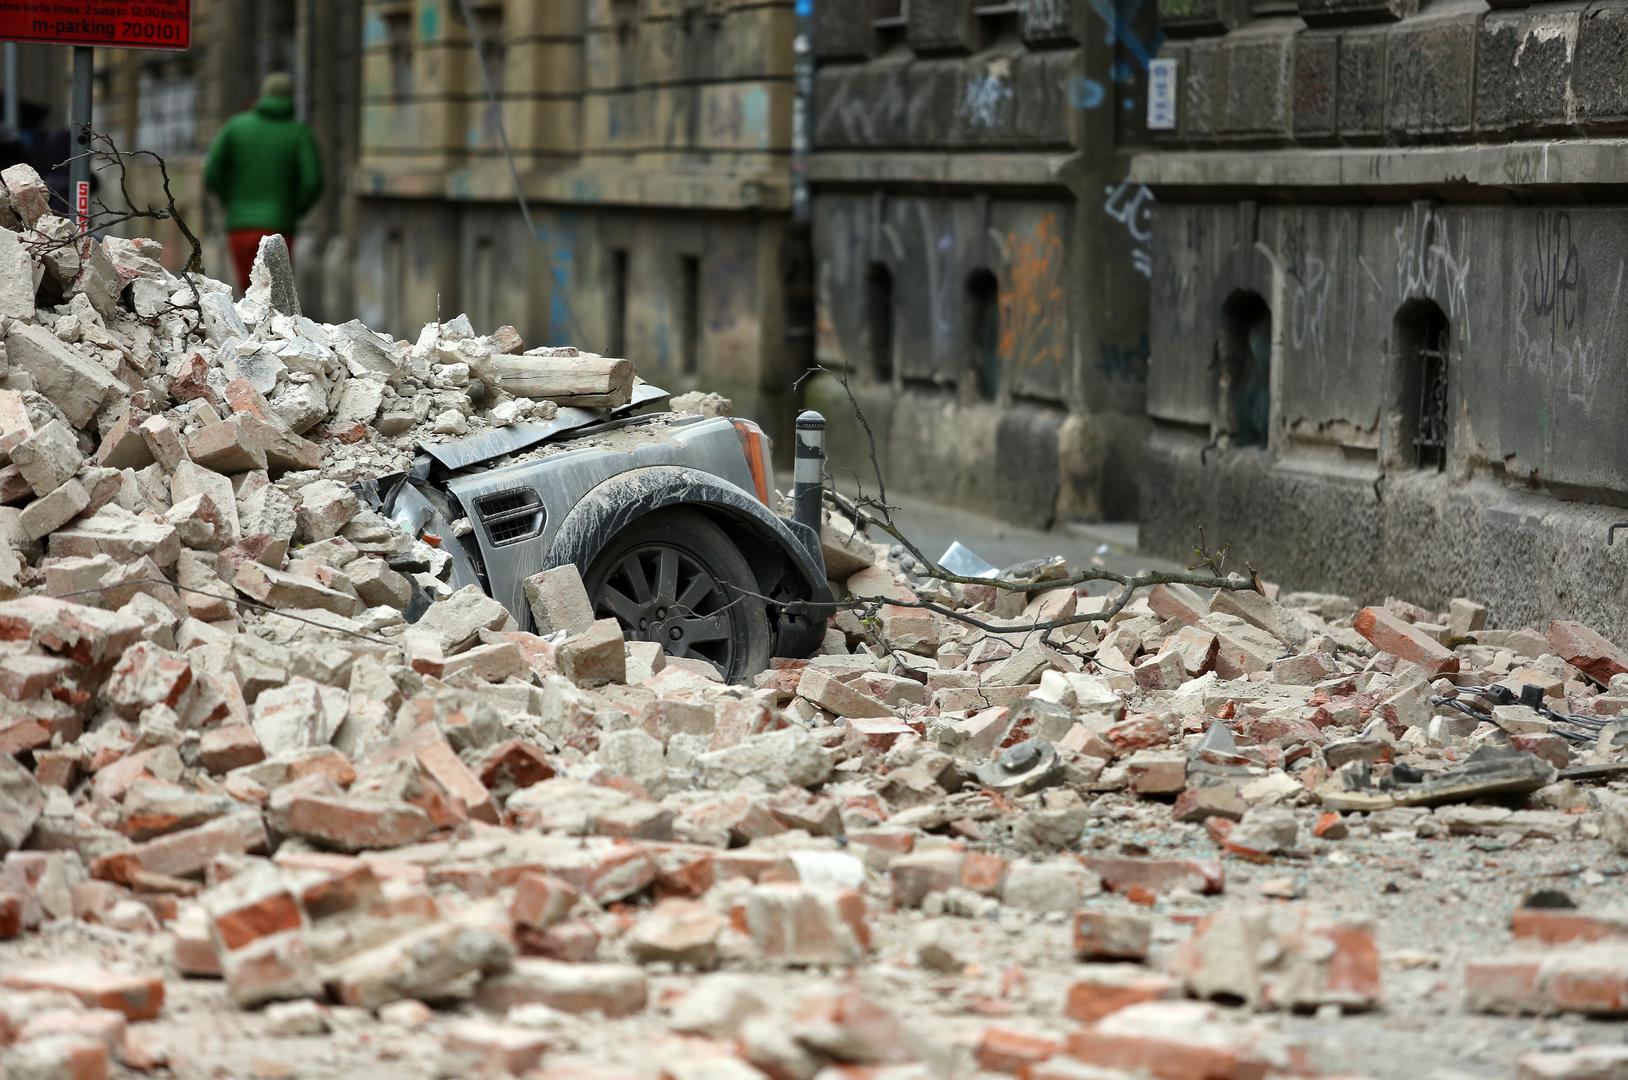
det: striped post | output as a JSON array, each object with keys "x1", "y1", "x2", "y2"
[{"x1": 793, "y1": 409, "x2": 825, "y2": 536}]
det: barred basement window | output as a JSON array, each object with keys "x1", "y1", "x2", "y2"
[{"x1": 1394, "y1": 299, "x2": 1450, "y2": 472}]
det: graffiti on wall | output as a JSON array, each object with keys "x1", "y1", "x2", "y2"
[
  {"x1": 1024, "y1": 0, "x2": 1070, "y2": 33},
  {"x1": 1513, "y1": 210, "x2": 1616, "y2": 413},
  {"x1": 1103, "y1": 177, "x2": 1153, "y2": 278},
  {"x1": 961, "y1": 64, "x2": 1014, "y2": 129},
  {"x1": 534, "y1": 216, "x2": 578, "y2": 346},
  {"x1": 1393, "y1": 204, "x2": 1472, "y2": 342},
  {"x1": 1099, "y1": 334, "x2": 1150, "y2": 382},
  {"x1": 996, "y1": 212, "x2": 1068, "y2": 374},
  {"x1": 703, "y1": 85, "x2": 771, "y2": 148}
]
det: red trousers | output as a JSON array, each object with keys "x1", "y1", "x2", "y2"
[{"x1": 228, "y1": 229, "x2": 294, "y2": 294}]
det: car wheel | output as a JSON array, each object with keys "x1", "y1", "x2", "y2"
[{"x1": 583, "y1": 508, "x2": 773, "y2": 683}]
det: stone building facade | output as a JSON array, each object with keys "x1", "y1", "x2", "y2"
[
  {"x1": 1134, "y1": 0, "x2": 1628, "y2": 634},
  {"x1": 86, "y1": 0, "x2": 363, "y2": 322},
  {"x1": 804, "y1": 0, "x2": 1161, "y2": 527},
  {"x1": 352, "y1": 0, "x2": 803, "y2": 427}
]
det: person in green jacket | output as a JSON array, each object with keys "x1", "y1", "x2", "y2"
[{"x1": 203, "y1": 72, "x2": 323, "y2": 293}]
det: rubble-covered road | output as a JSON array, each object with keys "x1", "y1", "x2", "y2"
[{"x1": 2, "y1": 162, "x2": 1628, "y2": 1079}]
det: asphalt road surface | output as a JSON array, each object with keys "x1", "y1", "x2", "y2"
[{"x1": 844, "y1": 492, "x2": 1186, "y2": 593}]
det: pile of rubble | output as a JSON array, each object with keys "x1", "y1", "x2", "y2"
[{"x1": 3, "y1": 168, "x2": 1628, "y2": 1077}]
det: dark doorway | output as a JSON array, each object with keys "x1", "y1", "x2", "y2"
[
  {"x1": 967, "y1": 269, "x2": 1000, "y2": 401},
  {"x1": 1393, "y1": 299, "x2": 1450, "y2": 471},
  {"x1": 1219, "y1": 290, "x2": 1271, "y2": 447},
  {"x1": 864, "y1": 263, "x2": 894, "y2": 382}
]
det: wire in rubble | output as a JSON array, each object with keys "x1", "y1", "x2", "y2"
[{"x1": 52, "y1": 580, "x2": 397, "y2": 647}]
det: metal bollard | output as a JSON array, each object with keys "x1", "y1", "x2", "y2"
[{"x1": 793, "y1": 410, "x2": 825, "y2": 537}]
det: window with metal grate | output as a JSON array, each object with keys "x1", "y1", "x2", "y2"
[{"x1": 476, "y1": 489, "x2": 545, "y2": 546}]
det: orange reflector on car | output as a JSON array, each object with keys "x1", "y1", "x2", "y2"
[
  {"x1": 732, "y1": 420, "x2": 770, "y2": 504},
  {"x1": 420, "y1": 532, "x2": 442, "y2": 547}
]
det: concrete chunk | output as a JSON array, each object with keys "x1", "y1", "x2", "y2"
[{"x1": 6, "y1": 324, "x2": 122, "y2": 428}]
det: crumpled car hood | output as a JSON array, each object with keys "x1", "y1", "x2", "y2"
[{"x1": 416, "y1": 382, "x2": 671, "y2": 472}]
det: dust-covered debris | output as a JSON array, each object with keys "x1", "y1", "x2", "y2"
[{"x1": 3, "y1": 191, "x2": 1628, "y2": 1077}]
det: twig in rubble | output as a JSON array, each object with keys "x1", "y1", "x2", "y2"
[
  {"x1": 1188, "y1": 526, "x2": 1230, "y2": 577},
  {"x1": 33, "y1": 131, "x2": 206, "y2": 332},
  {"x1": 803, "y1": 362, "x2": 1258, "y2": 605},
  {"x1": 51, "y1": 580, "x2": 396, "y2": 647}
]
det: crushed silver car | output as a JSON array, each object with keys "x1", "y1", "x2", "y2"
[{"x1": 356, "y1": 385, "x2": 831, "y2": 682}]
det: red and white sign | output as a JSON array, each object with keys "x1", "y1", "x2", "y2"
[
  {"x1": 0, "y1": 0, "x2": 191, "y2": 51},
  {"x1": 75, "y1": 180, "x2": 89, "y2": 233}
]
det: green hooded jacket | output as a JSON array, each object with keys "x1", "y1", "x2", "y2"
[{"x1": 203, "y1": 95, "x2": 323, "y2": 234}]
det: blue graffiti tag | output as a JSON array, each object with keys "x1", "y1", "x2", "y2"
[
  {"x1": 1086, "y1": 0, "x2": 1165, "y2": 73},
  {"x1": 1069, "y1": 76, "x2": 1106, "y2": 109},
  {"x1": 1098, "y1": 335, "x2": 1151, "y2": 381},
  {"x1": 534, "y1": 216, "x2": 578, "y2": 345}
]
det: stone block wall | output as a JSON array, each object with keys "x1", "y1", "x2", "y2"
[
  {"x1": 1134, "y1": 0, "x2": 1628, "y2": 633},
  {"x1": 808, "y1": 0, "x2": 1159, "y2": 527}
]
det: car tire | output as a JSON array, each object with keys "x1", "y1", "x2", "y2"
[{"x1": 582, "y1": 508, "x2": 773, "y2": 683}]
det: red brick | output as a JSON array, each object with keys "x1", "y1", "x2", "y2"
[
  {"x1": 976, "y1": 1027, "x2": 1059, "y2": 1074},
  {"x1": 210, "y1": 888, "x2": 303, "y2": 952},
  {"x1": 2, "y1": 962, "x2": 166, "y2": 1020},
  {"x1": 198, "y1": 724, "x2": 265, "y2": 774},
  {"x1": 744, "y1": 884, "x2": 870, "y2": 966},
  {"x1": 844, "y1": 715, "x2": 918, "y2": 752},
  {"x1": 6, "y1": 1033, "x2": 110, "y2": 1079},
  {"x1": 0, "y1": 888, "x2": 21, "y2": 938},
  {"x1": 546, "y1": 844, "x2": 661, "y2": 903},
  {"x1": 91, "y1": 812, "x2": 269, "y2": 883},
  {"x1": 889, "y1": 851, "x2": 962, "y2": 908},
  {"x1": 960, "y1": 852, "x2": 1007, "y2": 896},
  {"x1": 1353, "y1": 606, "x2": 1459, "y2": 677},
  {"x1": 33, "y1": 749, "x2": 80, "y2": 789},
  {"x1": 1512, "y1": 909, "x2": 1628, "y2": 946},
  {"x1": 391, "y1": 723, "x2": 499, "y2": 824},
  {"x1": 1547, "y1": 620, "x2": 1628, "y2": 685},
  {"x1": 478, "y1": 739, "x2": 556, "y2": 794},
  {"x1": 518, "y1": 919, "x2": 600, "y2": 962},
  {"x1": 1063, "y1": 1002, "x2": 1293, "y2": 1080},
  {"x1": 652, "y1": 850, "x2": 716, "y2": 899},
  {"x1": 510, "y1": 872, "x2": 581, "y2": 931},
  {"x1": 279, "y1": 794, "x2": 433, "y2": 852},
  {"x1": 1099, "y1": 715, "x2": 1170, "y2": 760},
  {"x1": 444, "y1": 1019, "x2": 552, "y2": 1074},
  {"x1": 1313, "y1": 812, "x2": 1348, "y2": 840},
  {"x1": 1063, "y1": 970, "x2": 1179, "y2": 1023},
  {"x1": 1074, "y1": 911, "x2": 1152, "y2": 962},
  {"x1": 1464, "y1": 956, "x2": 1544, "y2": 1014},
  {"x1": 298, "y1": 863, "x2": 382, "y2": 920},
  {"x1": 19, "y1": 1007, "x2": 127, "y2": 1059},
  {"x1": 1081, "y1": 856, "x2": 1224, "y2": 897},
  {"x1": 1147, "y1": 584, "x2": 1209, "y2": 627}
]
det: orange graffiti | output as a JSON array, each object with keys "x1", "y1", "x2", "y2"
[{"x1": 999, "y1": 212, "x2": 1066, "y2": 369}]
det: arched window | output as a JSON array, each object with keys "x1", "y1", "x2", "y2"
[
  {"x1": 966, "y1": 269, "x2": 1000, "y2": 401},
  {"x1": 1393, "y1": 299, "x2": 1450, "y2": 471},
  {"x1": 1219, "y1": 290, "x2": 1271, "y2": 447},
  {"x1": 863, "y1": 263, "x2": 894, "y2": 383}
]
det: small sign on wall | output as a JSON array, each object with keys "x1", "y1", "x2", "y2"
[{"x1": 1147, "y1": 58, "x2": 1177, "y2": 131}]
